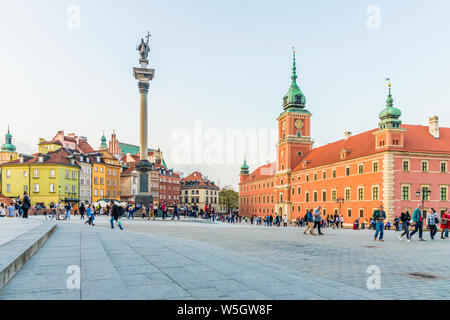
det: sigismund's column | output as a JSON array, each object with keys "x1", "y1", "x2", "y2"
[{"x1": 133, "y1": 32, "x2": 155, "y2": 206}]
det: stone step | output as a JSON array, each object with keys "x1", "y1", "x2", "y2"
[{"x1": 0, "y1": 221, "x2": 56, "y2": 289}]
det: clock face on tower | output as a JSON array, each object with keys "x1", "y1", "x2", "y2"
[{"x1": 295, "y1": 119, "x2": 304, "y2": 129}]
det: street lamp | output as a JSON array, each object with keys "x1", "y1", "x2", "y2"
[
  {"x1": 336, "y1": 197, "x2": 345, "y2": 216},
  {"x1": 416, "y1": 189, "x2": 431, "y2": 217}
]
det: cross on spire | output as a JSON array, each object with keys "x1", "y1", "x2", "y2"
[{"x1": 146, "y1": 31, "x2": 151, "y2": 43}]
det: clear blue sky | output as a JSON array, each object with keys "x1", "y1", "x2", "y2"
[{"x1": 1, "y1": 0, "x2": 450, "y2": 188}]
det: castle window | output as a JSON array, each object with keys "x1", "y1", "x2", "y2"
[
  {"x1": 332, "y1": 169, "x2": 336, "y2": 178},
  {"x1": 295, "y1": 94, "x2": 302, "y2": 102},
  {"x1": 345, "y1": 167, "x2": 350, "y2": 176},
  {"x1": 332, "y1": 190, "x2": 337, "y2": 202},
  {"x1": 347, "y1": 209, "x2": 352, "y2": 218},
  {"x1": 373, "y1": 162, "x2": 379, "y2": 172},
  {"x1": 358, "y1": 188, "x2": 364, "y2": 201},
  {"x1": 402, "y1": 185, "x2": 410, "y2": 201},
  {"x1": 345, "y1": 188, "x2": 351, "y2": 201},
  {"x1": 403, "y1": 160, "x2": 410, "y2": 171},
  {"x1": 322, "y1": 191, "x2": 327, "y2": 202},
  {"x1": 421, "y1": 161, "x2": 429, "y2": 172},
  {"x1": 372, "y1": 186, "x2": 379, "y2": 200},
  {"x1": 322, "y1": 171, "x2": 326, "y2": 179},
  {"x1": 297, "y1": 131, "x2": 301, "y2": 137},
  {"x1": 441, "y1": 162, "x2": 447, "y2": 173},
  {"x1": 358, "y1": 165, "x2": 364, "y2": 174},
  {"x1": 313, "y1": 191, "x2": 318, "y2": 202}
]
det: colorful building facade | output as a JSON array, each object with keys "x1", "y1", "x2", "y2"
[
  {"x1": 181, "y1": 171, "x2": 219, "y2": 210},
  {"x1": 239, "y1": 52, "x2": 450, "y2": 223},
  {"x1": 1, "y1": 149, "x2": 80, "y2": 205}
]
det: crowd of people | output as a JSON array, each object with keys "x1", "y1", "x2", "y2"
[
  {"x1": 0, "y1": 191, "x2": 31, "y2": 218},
  {"x1": 3, "y1": 193, "x2": 450, "y2": 243}
]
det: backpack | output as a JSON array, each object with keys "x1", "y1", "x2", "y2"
[
  {"x1": 22, "y1": 196, "x2": 30, "y2": 209},
  {"x1": 118, "y1": 206, "x2": 125, "y2": 217}
]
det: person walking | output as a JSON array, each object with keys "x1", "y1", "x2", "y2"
[
  {"x1": 427, "y1": 208, "x2": 439, "y2": 240},
  {"x1": 64, "y1": 202, "x2": 71, "y2": 220},
  {"x1": 79, "y1": 203, "x2": 86, "y2": 220},
  {"x1": 19, "y1": 191, "x2": 31, "y2": 218},
  {"x1": 303, "y1": 209, "x2": 315, "y2": 235},
  {"x1": 372, "y1": 205, "x2": 386, "y2": 242},
  {"x1": 148, "y1": 203, "x2": 155, "y2": 220},
  {"x1": 172, "y1": 204, "x2": 180, "y2": 220},
  {"x1": 440, "y1": 209, "x2": 450, "y2": 239},
  {"x1": 283, "y1": 214, "x2": 288, "y2": 227},
  {"x1": 313, "y1": 206, "x2": 324, "y2": 235},
  {"x1": 110, "y1": 201, "x2": 123, "y2": 230},
  {"x1": 410, "y1": 204, "x2": 426, "y2": 241},
  {"x1": 398, "y1": 209, "x2": 411, "y2": 242},
  {"x1": 85, "y1": 205, "x2": 95, "y2": 226}
]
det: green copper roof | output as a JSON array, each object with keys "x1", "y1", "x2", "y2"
[
  {"x1": 240, "y1": 158, "x2": 249, "y2": 174},
  {"x1": 118, "y1": 142, "x2": 167, "y2": 168},
  {"x1": 1, "y1": 126, "x2": 16, "y2": 152},
  {"x1": 378, "y1": 84, "x2": 402, "y2": 130},
  {"x1": 241, "y1": 159, "x2": 249, "y2": 170},
  {"x1": 99, "y1": 132, "x2": 108, "y2": 150},
  {"x1": 283, "y1": 50, "x2": 306, "y2": 110}
]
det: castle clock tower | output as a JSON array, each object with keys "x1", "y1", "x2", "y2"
[
  {"x1": 275, "y1": 50, "x2": 314, "y2": 221},
  {"x1": 277, "y1": 50, "x2": 313, "y2": 173}
]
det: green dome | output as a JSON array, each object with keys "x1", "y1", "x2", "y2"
[
  {"x1": 378, "y1": 85, "x2": 402, "y2": 129},
  {"x1": 1, "y1": 127, "x2": 16, "y2": 152},
  {"x1": 240, "y1": 159, "x2": 249, "y2": 174},
  {"x1": 240, "y1": 159, "x2": 249, "y2": 170},
  {"x1": 99, "y1": 132, "x2": 108, "y2": 150},
  {"x1": 283, "y1": 50, "x2": 306, "y2": 110}
]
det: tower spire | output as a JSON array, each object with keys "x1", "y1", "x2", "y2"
[
  {"x1": 291, "y1": 47, "x2": 297, "y2": 83},
  {"x1": 282, "y1": 47, "x2": 306, "y2": 110},
  {"x1": 385, "y1": 78, "x2": 393, "y2": 108},
  {"x1": 379, "y1": 79, "x2": 402, "y2": 129}
]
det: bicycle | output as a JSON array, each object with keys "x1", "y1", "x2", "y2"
[{"x1": 45, "y1": 209, "x2": 56, "y2": 221}]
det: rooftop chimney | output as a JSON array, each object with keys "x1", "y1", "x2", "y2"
[
  {"x1": 344, "y1": 131, "x2": 352, "y2": 140},
  {"x1": 429, "y1": 116, "x2": 439, "y2": 139}
]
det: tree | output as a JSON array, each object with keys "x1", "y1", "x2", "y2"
[{"x1": 219, "y1": 186, "x2": 239, "y2": 213}]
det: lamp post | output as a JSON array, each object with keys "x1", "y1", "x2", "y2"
[
  {"x1": 336, "y1": 197, "x2": 345, "y2": 217},
  {"x1": 416, "y1": 189, "x2": 431, "y2": 217}
]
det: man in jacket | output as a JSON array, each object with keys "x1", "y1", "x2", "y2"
[
  {"x1": 373, "y1": 205, "x2": 386, "y2": 242},
  {"x1": 410, "y1": 204, "x2": 425, "y2": 241},
  {"x1": 313, "y1": 206, "x2": 324, "y2": 235},
  {"x1": 110, "y1": 201, "x2": 123, "y2": 230}
]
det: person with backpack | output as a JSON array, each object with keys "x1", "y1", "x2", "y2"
[
  {"x1": 110, "y1": 201, "x2": 124, "y2": 230},
  {"x1": 372, "y1": 205, "x2": 386, "y2": 242},
  {"x1": 20, "y1": 191, "x2": 31, "y2": 218},
  {"x1": 303, "y1": 209, "x2": 315, "y2": 235}
]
